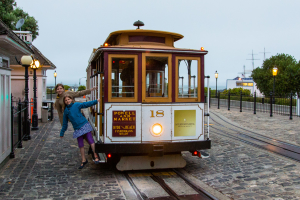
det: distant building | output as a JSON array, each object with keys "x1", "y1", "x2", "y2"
[{"x1": 226, "y1": 76, "x2": 263, "y2": 96}]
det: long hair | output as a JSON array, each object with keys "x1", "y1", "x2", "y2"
[
  {"x1": 55, "y1": 84, "x2": 65, "y2": 95},
  {"x1": 63, "y1": 95, "x2": 73, "y2": 106}
]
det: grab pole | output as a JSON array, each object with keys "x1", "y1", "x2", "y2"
[
  {"x1": 97, "y1": 73, "x2": 100, "y2": 141},
  {"x1": 205, "y1": 75, "x2": 210, "y2": 140}
]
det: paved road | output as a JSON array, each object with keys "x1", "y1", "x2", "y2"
[
  {"x1": 183, "y1": 107, "x2": 300, "y2": 200},
  {"x1": 0, "y1": 106, "x2": 300, "y2": 199}
]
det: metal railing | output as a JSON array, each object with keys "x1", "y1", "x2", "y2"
[
  {"x1": 10, "y1": 96, "x2": 30, "y2": 158},
  {"x1": 207, "y1": 91, "x2": 297, "y2": 119},
  {"x1": 46, "y1": 86, "x2": 57, "y2": 100}
]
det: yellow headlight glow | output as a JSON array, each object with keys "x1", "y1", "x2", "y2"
[{"x1": 152, "y1": 124, "x2": 163, "y2": 136}]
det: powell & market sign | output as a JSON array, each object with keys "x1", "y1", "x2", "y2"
[{"x1": 112, "y1": 110, "x2": 136, "y2": 136}]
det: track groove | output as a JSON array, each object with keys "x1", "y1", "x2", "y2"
[
  {"x1": 209, "y1": 111, "x2": 300, "y2": 162},
  {"x1": 123, "y1": 170, "x2": 216, "y2": 200}
]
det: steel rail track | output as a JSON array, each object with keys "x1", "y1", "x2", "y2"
[
  {"x1": 124, "y1": 170, "x2": 216, "y2": 200},
  {"x1": 210, "y1": 111, "x2": 300, "y2": 153},
  {"x1": 172, "y1": 169, "x2": 218, "y2": 200},
  {"x1": 208, "y1": 112, "x2": 300, "y2": 162}
]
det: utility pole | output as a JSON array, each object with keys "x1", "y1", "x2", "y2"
[
  {"x1": 259, "y1": 47, "x2": 270, "y2": 61},
  {"x1": 247, "y1": 50, "x2": 259, "y2": 70}
]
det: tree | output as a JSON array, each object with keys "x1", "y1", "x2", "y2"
[
  {"x1": 0, "y1": 0, "x2": 39, "y2": 40},
  {"x1": 46, "y1": 88, "x2": 55, "y2": 94},
  {"x1": 78, "y1": 85, "x2": 86, "y2": 91},
  {"x1": 12, "y1": 7, "x2": 39, "y2": 40},
  {"x1": 64, "y1": 85, "x2": 70, "y2": 91},
  {"x1": 251, "y1": 54, "x2": 300, "y2": 97},
  {"x1": 0, "y1": 0, "x2": 16, "y2": 29}
]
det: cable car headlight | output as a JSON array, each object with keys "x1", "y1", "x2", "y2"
[{"x1": 152, "y1": 123, "x2": 163, "y2": 136}]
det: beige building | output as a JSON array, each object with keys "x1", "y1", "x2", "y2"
[{"x1": 10, "y1": 44, "x2": 56, "y2": 118}]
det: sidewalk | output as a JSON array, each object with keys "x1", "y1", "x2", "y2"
[
  {"x1": 0, "y1": 111, "x2": 125, "y2": 200},
  {"x1": 209, "y1": 106, "x2": 300, "y2": 146}
]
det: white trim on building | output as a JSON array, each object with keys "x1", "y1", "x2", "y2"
[{"x1": 0, "y1": 57, "x2": 12, "y2": 164}]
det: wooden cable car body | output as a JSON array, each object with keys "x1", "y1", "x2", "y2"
[{"x1": 86, "y1": 26, "x2": 211, "y2": 171}]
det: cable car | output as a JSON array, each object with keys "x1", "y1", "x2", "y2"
[{"x1": 85, "y1": 21, "x2": 211, "y2": 171}]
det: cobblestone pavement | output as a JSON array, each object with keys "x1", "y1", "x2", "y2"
[
  {"x1": 1, "y1": 106, "x2": 300, "y2": 200},
  {"x1": 209, "y1": 106, "x2": 300, "y2": 146},
  {"x1": 0, "y1": 112, "x2": 125, "y2": 200},
  {"x1": 183, "y1": 107, "x2": 300, "y2": 200}
]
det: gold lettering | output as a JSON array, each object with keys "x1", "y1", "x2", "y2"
[
  {"x1": 150, "y1": 110, "x2": 155, "y2": 118},
  {"x1": 156, "y1": 110, "x2": 164, "y2": 117}
]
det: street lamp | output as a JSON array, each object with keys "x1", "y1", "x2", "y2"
[
  {"x1": 79, "y1": 77, "x2": 86, "y2": 86},
  {"x1": 54, "y1": 70, "x2": 57, "y2": 86},
  {"x1": 21, "y1": 55, "x2": 33, "y2": 140},
  {"x1": 215, "y1": 70, "x2": 218, "y2": 97},
  {"x1": 272, "y1": 66, "x2": 278, "y2": 103},
  {"x1": 30, "y1": 58, "x2": 40, "y2": 130}
]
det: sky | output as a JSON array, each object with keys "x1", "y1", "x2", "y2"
[{"x1": 16, "y1": 0, "x2": 300, "y2": 89}]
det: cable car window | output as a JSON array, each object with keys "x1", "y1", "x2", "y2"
[
  {"x1": 111, "y1": 58, "x2": 135, "y2": 97},
  {"x1": 146, "y1": 56, "x2": 169, "y2": 98},
  {"x1": 178, "y1": 59, "x2": 198, "y2": 98},
  {"x1": 108, "y1": 55, "x2": 138, "y2": 102}
]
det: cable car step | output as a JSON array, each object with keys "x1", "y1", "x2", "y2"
[{"x1": 98, "y1": 153, "x2": 107, "y2": 163}]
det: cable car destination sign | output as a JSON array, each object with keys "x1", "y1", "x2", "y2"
[{"x1": 112, "y1": 110, "x2": 136, "y2": 136}]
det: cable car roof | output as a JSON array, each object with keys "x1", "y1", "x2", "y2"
[{"x1": 104, "y1": 29, "x2": 184, "y2": 45}]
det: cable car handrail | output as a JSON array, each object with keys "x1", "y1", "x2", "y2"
[
  {"x1": 112, "y1": 86, "x2": 134, "y2": 88},
  {"x1": 205, "y1": 75, "x2": 210, "y2": 140}
]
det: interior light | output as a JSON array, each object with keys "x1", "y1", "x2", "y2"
[{"x1": 152, "y1": 124, "x2": 163, "y2": 136}]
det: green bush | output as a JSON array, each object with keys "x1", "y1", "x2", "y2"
[
  {"x1": 78, "y1": 85, "x2": 86, "y2": 91},
  {"x1": 46, "y1": 88, "x2": 55, "y2": 94},
  {"x1": 222, "y1": 88, "x2": 251, "y2": 96}
]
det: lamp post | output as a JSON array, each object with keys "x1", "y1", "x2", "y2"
[
  {"x1": 79, "y1": 77, "x2": 86, "y2": 86},
  {"x1": 54, "y1": 70, "x2": 57, "y2": 86},
  {"x1": 21, "y1": 55, "x2": 33, "y2": 141},
  {"x1": 215, "y1": 71, "x2": 218, "y2": 97},
  {"x1": 31, "y1": 58, "x2": 40, "y2": 130},
  {"x1": 50, "y1": 87, "x2": 53, "y2": 100},
  {"x1": 272, "y1": 66, "x2": 278, "y2": 104}
]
